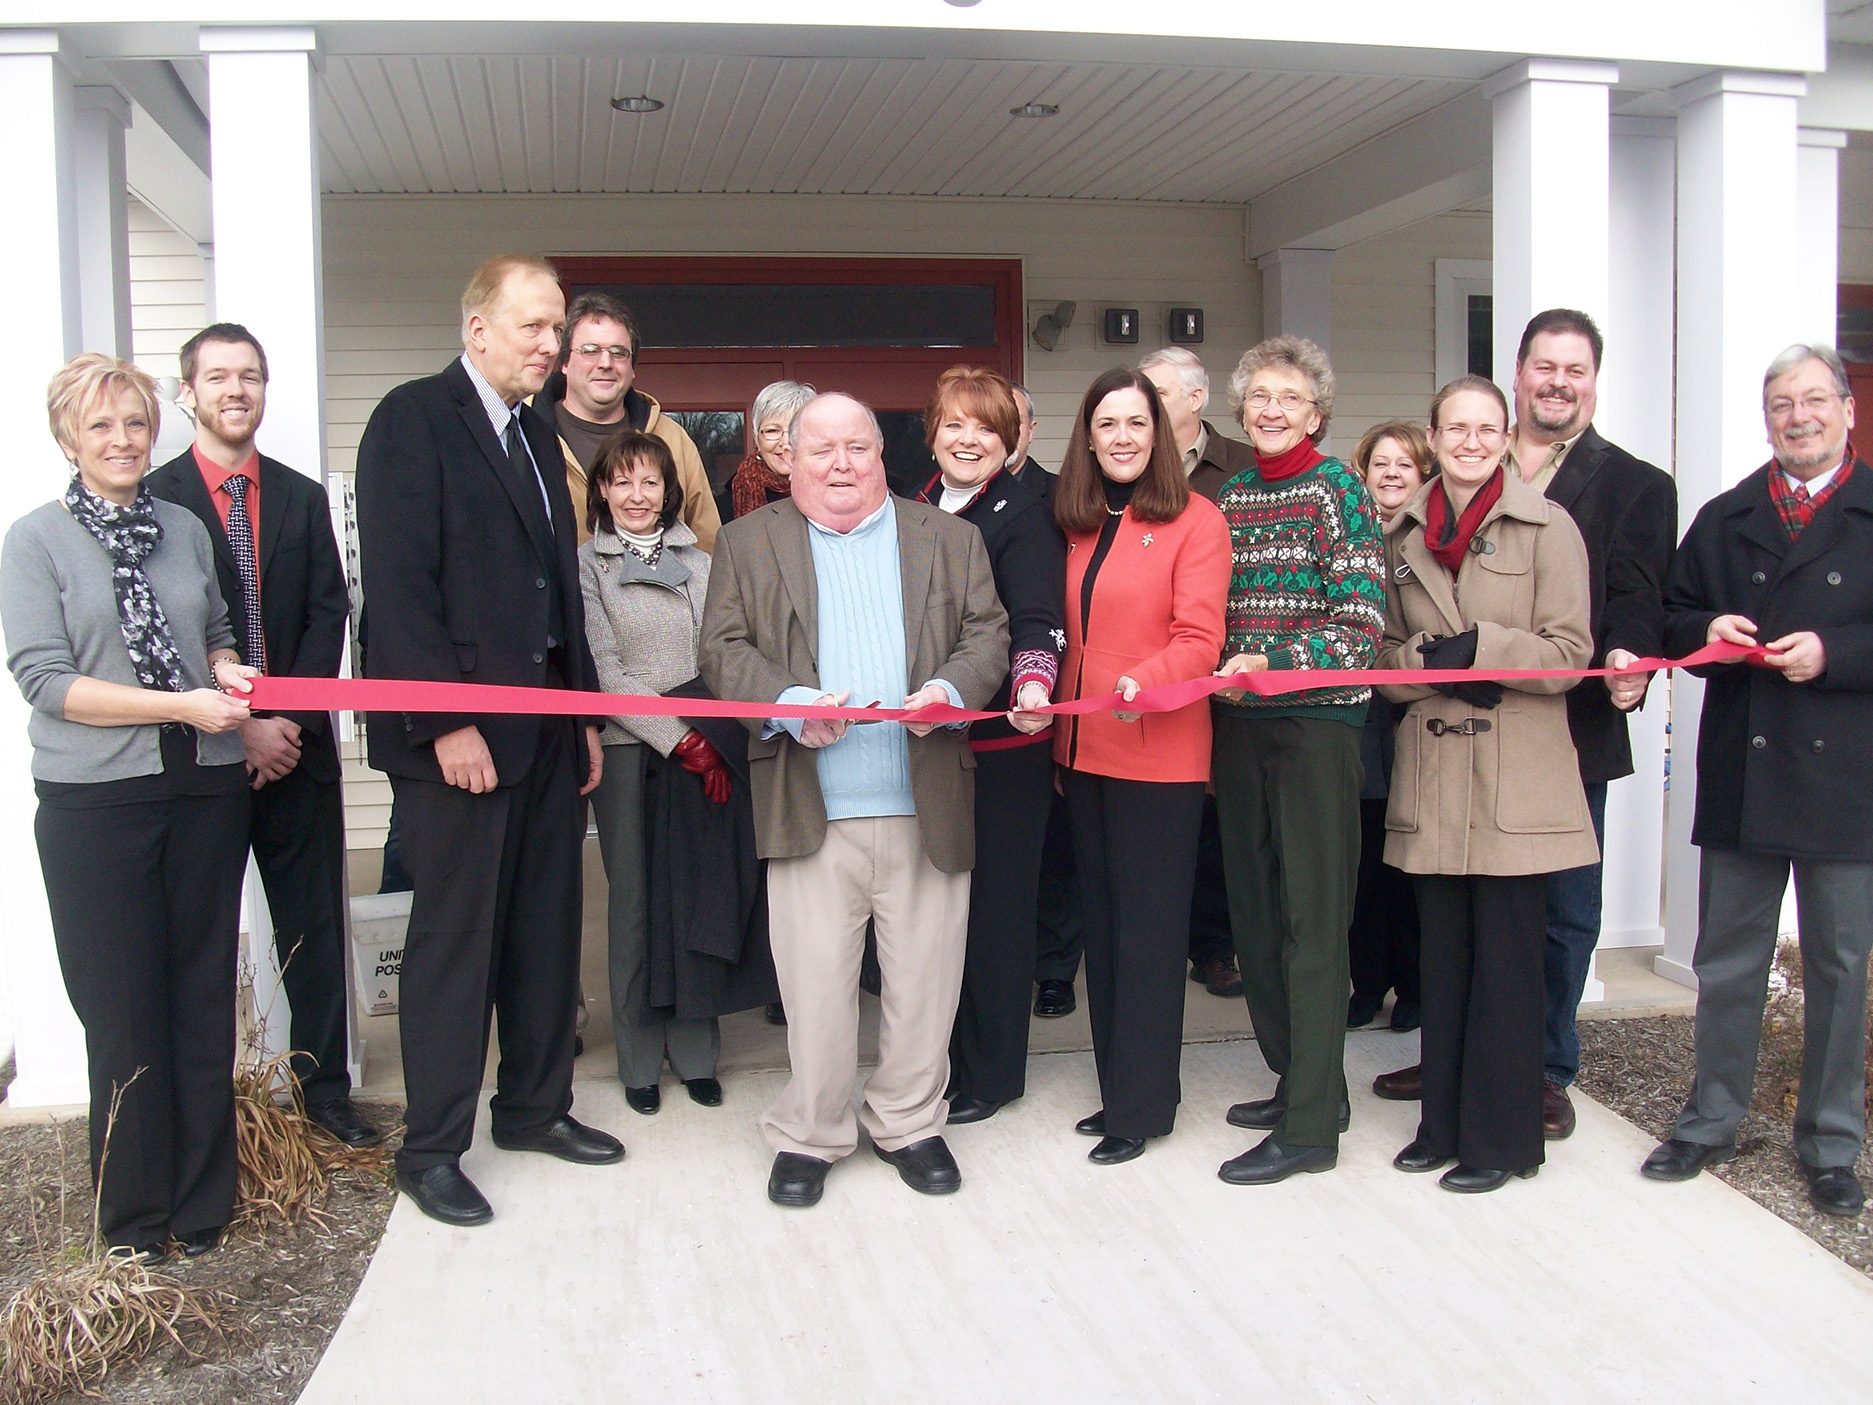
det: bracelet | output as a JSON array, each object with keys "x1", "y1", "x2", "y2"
[{"x1": 209, "y1": 657, "x2": 233, "y2": 692}]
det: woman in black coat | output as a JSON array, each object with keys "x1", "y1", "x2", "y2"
[{"x1": 917, "y1": 367, "x2": 1067, "y2": 1124}]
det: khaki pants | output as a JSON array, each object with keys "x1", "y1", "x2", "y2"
[{"x1": 763, "y1": 816, "x2": 970, "y2": 1159}]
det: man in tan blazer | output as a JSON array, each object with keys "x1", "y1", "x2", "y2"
[{"x1": 699, "y1": 392, "x2": 1008, "y2": 1208}]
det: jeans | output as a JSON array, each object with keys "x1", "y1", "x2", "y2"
[{"x1": 1542, "y1": 780, "x2": 1608, "y2": 1087}]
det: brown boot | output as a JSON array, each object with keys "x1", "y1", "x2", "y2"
[{"x1": 1542, "y1": 1079, "x2": 1577, "y2": 1139}]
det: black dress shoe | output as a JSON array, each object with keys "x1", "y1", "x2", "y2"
[
  {"x1": 1346, "y1": 992, "x2": 1383, "y2": 1028},
  {"x1": 491, "y1": 1115, "x2": 626, "y2": 1165},
  {"x1": 1440, "y1": 1163, "x2": 1538, "y2": 1194},
  {"x1": 683, "y1": 1077, "x2": 723, "y2": 1107},
  {"x1": 764, "y1": 1002, "x2": 787, "y2": 1026},
  {"x1": 1225, "y1": 1096, "x2": 1350, "y2": 1133},
  {"x1": 396, "y1": 1163, "x2": 493, "y2": 1226},
  {"x1": 1640, "y1": 1137, "x2": 1736, "y2": 1182},
  {"x1": 874, "y1": 1135, "x2": 962, "y2": 1194},
  {"x1": 1389, "y1": 997, "x2": 1421, "y2": 1032},
  {"x1": 1088, "y1": 1135, "x2": 1147, "y2": 1165},
  {"x1": 573, "y1": 1034, "x2": 585, "y2": 1058},
  {"x1": 768, "y1": 1152, "x2": 831, "y2": 1207},
  {"x1": 1372, "y1": 1063, "x2": 1422, "y2": 1101},
  {"x1": 625, "y1": 1085, "x2": 661, "y2": 1115},
  {"x1": 946, "y1": 1094, "x2": 1003, "y2": 1125},
  {"x1": 1392, "y1": 1138, "x2": 1452, "y2": 1174},
  {"x1": 306, "y1": 1098, "x2": 384, "y2": 1148},
  {"x1": 1074, "y1": 1110, "x2": 1106, "y2": 1137},
  {"x1": 1218, "y1": 1138, "x2": 1337, "y2": 1185},
  {"x1": 1034, "y1": 979, "x2": 1076, "y2": 1019},
  {"x1": 115, "y1": 1239, "x2": 169, "y2": 1262},
  {"x1": 178, "y1": 1224, "x2": 224, "y2": 1258},
  {"x1": 1804, "y1": 1164, "x2": 1866, "y2": 1218}
]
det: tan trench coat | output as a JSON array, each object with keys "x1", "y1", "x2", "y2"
[{"x1": 1376, "y1": 469, "x2": 1599, "y2": 877}]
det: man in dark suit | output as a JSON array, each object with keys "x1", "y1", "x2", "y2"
[
  {"x1": 1640, "y1": 343, "x2": 1873, "y2": 1218},
  {"x1": 355, "y1": 254, "x2": 623, "y2": 1227},
  {"x1": 699, "y1": 392, "x2": 1007, "y2": 1209},
  {"x1": 148, "y1": 323, "x2": 376, "y2": 1148}
]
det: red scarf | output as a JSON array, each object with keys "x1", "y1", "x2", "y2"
[
  {"x1": 1254, "y1": 437, "x2": 1325, "y2": 482},
  {"x1": 729, "y1": 451, "x2": 791, "y2": 520},
  {"x1": 1770, "y1": 445, "x2": 1855, "y2": 540},
  {"x1": 1422, "y1": 468, "x2": 1505, "y2": 576}
]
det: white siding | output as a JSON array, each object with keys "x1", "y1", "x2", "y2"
[
  {"x1": 128, "y1": 197, "x2": 208, "y2": 381},
  {"x1": 322, "y1": 191, "x2": 1265, "y2": 848}
]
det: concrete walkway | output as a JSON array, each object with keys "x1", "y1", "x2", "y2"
[{"x1": 301, "y1": 1026, "x2": 1873, "y2": 1404}]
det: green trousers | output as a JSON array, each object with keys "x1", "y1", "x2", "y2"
[{"x1": 1211, "y1": 711, "x2": 1363, "y2": 1149}]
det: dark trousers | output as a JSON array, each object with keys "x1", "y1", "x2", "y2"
[
  {"x1": 1064, "y1": 771, "x2": 1204, "y2": 1139},
  {"x1": 1414, "y1": 872, "x2": 1547, "y2": 1172},
  {"x1": 391, "y1": 715, "x2": 583, "y2": 1173},
  {"x1": 35, "y1": 785, "x2": 248, "y2": 1247},
  {"x1": 1188, "y1": 797, "x2": 1235, "y2": 967},
  {"x1": 1542, "y1": 780, "x2": 1608, "y2": 1086},
  {"x1": 949, "y1": 741, "x2": 1054, "y2": 1103},
  {"x1": 1348, "y1": 797, "x2": 1421, "y2": 1007},
  {"x1": 1033, "y1": 786, "x2": 1084, "y2": 984},
  {"x1": 250, "y1": 762, "x2": 351, "y2": 1104},
  {"x1": 1212, "y1": 714, "x2": 1361, "y2": 1149}
]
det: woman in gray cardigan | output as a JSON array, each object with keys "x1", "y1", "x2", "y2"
[
  {"x1": 1, "y1": 354, "x2": 256, "y2": 1258},
  {"x1": 581, "y1": 429, "x2": 774, "y2": 1114}
]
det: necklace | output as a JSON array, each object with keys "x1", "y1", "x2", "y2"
[{"x1": 1104, "y1": 504, "x2": 1124, "y2": 517}]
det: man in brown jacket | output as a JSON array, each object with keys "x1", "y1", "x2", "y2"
[{"x1": 699, "y1": 392, "x2": 1008, "y2": 1209}]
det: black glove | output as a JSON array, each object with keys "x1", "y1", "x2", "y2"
[{"x1": 1419, "y1": 628, "x2": 1503, "y2": 710}]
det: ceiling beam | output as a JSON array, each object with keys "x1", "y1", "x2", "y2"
[{"x1": 103, "y1": 58, "x2": 208, "y2": 174}]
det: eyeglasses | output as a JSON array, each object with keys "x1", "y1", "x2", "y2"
[
  {"x1": 1435, "y1": 422, "x2": 1507, "y2": 444},
  {"x1": 1767, "y1": 392, "x2": 1842, "y2": 421},
  {"x1": 757, "y1": 425, "x2": 788, "y2": 443},
  {"x1": 1245, "y1": 390, "x2": 1317, "y2": 414},
  {"x1": 572, "y1": 344, "x2": 635, "y2": 363}
]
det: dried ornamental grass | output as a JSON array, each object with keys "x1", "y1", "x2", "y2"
[{"x1": 231, "y1": 1053, "x2": 393, "y2": 1233}]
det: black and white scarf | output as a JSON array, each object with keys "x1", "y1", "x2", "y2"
[{"x1": 63, "y1": 476, "x2": 187, "y2": 693}]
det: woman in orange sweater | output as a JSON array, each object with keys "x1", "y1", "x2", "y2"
[{"x1": 1029, "y1": 367, "x2": 1230, "y2": 1165}]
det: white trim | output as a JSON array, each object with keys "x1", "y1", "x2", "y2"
[
  {"x1": 1434, "y1": 257, "x2": 1492, "y2": 389},
  {"x1": 1483, "y1": 58, "x2": 1619, "y2": 100}
]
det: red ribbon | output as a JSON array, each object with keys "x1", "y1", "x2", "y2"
[{"x1": 246, "y1": 641, "x2": 1763, "y2": 726}]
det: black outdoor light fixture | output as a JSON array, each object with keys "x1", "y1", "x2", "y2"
[
  {"x1": 610, "y1": 95, "x2": 665, "y2": 114},
  {"x1": 1168, "y1": 307, "x2": 1204, "y2": 344},
  {"x1": 1103, "y1": 308, "x2": 1140, "y2": 345}
]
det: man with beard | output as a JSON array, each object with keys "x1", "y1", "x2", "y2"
[{"x1": 1371, "y1": 309, "x2": 1677, "y2": 1141}]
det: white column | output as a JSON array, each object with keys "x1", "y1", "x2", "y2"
[
  {"x1": 72, "y1": 86, "x2": 134, "y2": 360},
  {"x1": 1487, "y1": 60, "x2": 1617, "y2": 392},
  {"x1": 0, "y1": 33, "x2": 89, "y2": 1107},
  {"x1": 1593, "y1": 118, "x2": 1677, "y2": 972},
  {"x1": 201, "y1": 26, "x2": 345, "y2": 1074},
  {"x1": 1796, "y1": 128, "x2": 1845, "y2": 348},
  {"x1": 1256, "y1": 248, "x2": 1334, "y2": 354},
  {"x1": 1661, "y1": 71, "x2": 1804, "y2": 986}
]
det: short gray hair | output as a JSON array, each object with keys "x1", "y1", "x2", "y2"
[
  {"x1": 751, "y1": 379, "x2": 815, "y2": 436},
  {"x1": 1762, "y1": 343, "x2": 1851, "y2": 408},
  {"x1": 1228, "y1": 335, "x2": 1336, "y2": 443},
  {"x1": 789, "y1": 391, "x2": 883, "y2": 451},
  {"x1": 1139, "y1": 346, "x2": 1209, "y2": 400},
  {"x1": 1010, "y1": 382, "x2": 1036, "y2": 424}
]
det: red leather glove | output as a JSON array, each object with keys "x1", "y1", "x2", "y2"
[{"x1": 672, "y1": 730, "x2": 733, "y2": 805}]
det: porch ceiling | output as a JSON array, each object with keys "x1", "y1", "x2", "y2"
[{"x1": 313, "y1": 52, "x2": 1473, "y2": 204}]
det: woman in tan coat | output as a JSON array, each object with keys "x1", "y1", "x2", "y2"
[{"x1": 1376, "y1": 375, "x2": 1595, "y2": 1193}]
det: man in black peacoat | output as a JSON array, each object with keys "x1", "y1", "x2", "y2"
[{"x1": 355, "y1": 256, "x2": 621, "y2": 1227}]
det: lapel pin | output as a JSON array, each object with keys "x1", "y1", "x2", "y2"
[{"x1": 1142, "y1": 532, "x2": 1155, "y2": 547}]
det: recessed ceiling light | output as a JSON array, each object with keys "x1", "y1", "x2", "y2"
[
  {"x1": 1010, "y1": 102, "x2": 1059, "y2": 119},
  {"x1": 610, "y1": 95, "x2": 665, "y2": 114}
]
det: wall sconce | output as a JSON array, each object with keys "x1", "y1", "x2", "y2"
[
  {"x1": 1031, "y1": 300, "x2": 1077, "y2": 352},
  {"x1": 1168, "y1": 308, "x2": 1204, "y2": 344},
  {"x1": 1102, "y1": 308, "x2": 1140, "y2": 345}
]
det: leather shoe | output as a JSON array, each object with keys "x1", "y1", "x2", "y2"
[
  {"x1": 1088, "y1": 1135, "x2": 1147, "y2": 1165},
  {"x1": 306, "y1": 1098, "x2": 384, "y2": 1148},
  {"x1": 683, "y1": 1078, "x2": 723, "y2": 1107},
  {"x1": 1074, "y1": 1110, "x2": 1106, "y2": 1137},
  {"x1": 1389, "y1": 998, "x2": 1421, "y2": 1032},
  {"x1": 768, "y1": 1152, "x2": 831, "y2": 1207},
  {"x1": 1640, "y1": 1137, "x2": 1736, "y2": 1182},
  {"x1": 1393, "y1": 1139, "x2": 1451, "y2": 1174},
  {"x1": 1804, "y1": 1164, "x2": 1866, "y2": 1218},
  {"x1": 625, "y1": 1085, "x2": 661, "y2": 1115},
  {"x1": 179, "y1": 1224, "x2": 223, "y2": 1258},
  {"x1": 491, "y1": 1115, "x2": 625, "y2": 1165},
  {"x1": 874, "y1": 1136, "x2": 961, "y2": 1194},
  {"x1": 1373, "y1": 1063, "x2": 1422, "y2": 1100},
  {"x1": 1219, "y1": 1138, "x2": 1337, "y2": 1184},
  {"x1": 119, "y1": 1240, "x2": 169, "y2": 1262},
  {"x1": 946, "y1": 1094, "x2": 1003, "y2": 1125},
  {"x1": 1542, "y1": 1079, "x2": 1577, "y2": 1140},
  {"x1": 1440, "y1": 1163, "x2": 1538, "y2": 1194},
  {"x1": 1225, "y1": 1096, "x2": 1350, "y2": 1133},
  {"x1": 764, "y1": 1001, "x2": 787, "y2": 1026},
  {"x1": 1190, "y1": 956, "x2": 1244, "y2": 998},
  {"x1": 396, "y1": 1163, "x2": 493, "y2": 1226},
  {"x1": 1034, "y1": 979, "x2": 1076, "y2": 1018},
  {"x1": 1347, "y1": 992, "x2": 1383, "y2": 1028}
]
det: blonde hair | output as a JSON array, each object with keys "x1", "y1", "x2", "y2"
[
  {"x1": 46, "y1": 354, "x2": 160, "y2": 461},
  {"x1": 460, "y1": 254, "x2": 560, "y2": 340}
]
